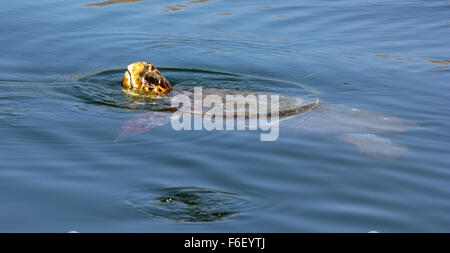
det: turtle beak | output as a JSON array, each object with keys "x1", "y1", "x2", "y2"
[
  {"x1": 122, "y1": 62, "x2": 171, "y2": 95},
  {"x1": 150, "y1": 85, "x2": 170, "y2": 95}
]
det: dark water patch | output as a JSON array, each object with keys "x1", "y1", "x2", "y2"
[{"x1": 127, "y1": 186, "x2": 265, "y2": 223}]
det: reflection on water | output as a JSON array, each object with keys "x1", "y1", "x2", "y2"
[
  {"x1": 164, "y1": 0, "x2": 213, "y2": 12},
  {"x1": 84, "y1": 0, "x2": 144, "y2": 7},
  {"x1": 428, "y1": 59, "x2": 450, "y2": 64},
  {"x1": 429, "y1": 59, "x2": 450, "y2": 69},
  {"x1": 373, "y1": 55, "x2": 450, "y2": 69},
  {"x1": 215, "y1": 13, "x2": 233, "y2": 16},
  {"x1": 374, "y1": 54, "x2": 413, "y2": 61},
  {"x1": 250, "y1": 6, "x2": 273, "y2": 9}
]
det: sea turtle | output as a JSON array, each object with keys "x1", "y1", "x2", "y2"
[{"x1": 116, "y1": 61, "x2": 416, "y2": 160}]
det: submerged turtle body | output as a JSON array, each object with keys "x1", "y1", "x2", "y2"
[
  {"x1": 117, "y1": 62, "x2": 416, "y2": 160},
  {"x1": 121, "y1": 61, "x2": 319, "y2": 118}
]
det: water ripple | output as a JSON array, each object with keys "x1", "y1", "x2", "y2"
[{"x1": 126, "y1": 186, "x2": 266, "y2": 223}]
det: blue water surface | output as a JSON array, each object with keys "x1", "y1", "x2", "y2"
[{"x1": 0, "y1": 0, "x2": 449, "y2": 232}]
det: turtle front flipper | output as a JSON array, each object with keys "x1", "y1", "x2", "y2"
[
  {"x1": 115, "y1": 111, "x2": 171, "y2": 142},
  {"x1": 336, "y1": 133, "x2": 407, "y2": 160}
]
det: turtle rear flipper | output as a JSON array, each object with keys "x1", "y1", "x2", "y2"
[
  {"x1": 115, "y1": 111, "x2": 171, "y2": 142},
  {"x1": 336, "y1": 133, "x2": 407, "y2": 160}
]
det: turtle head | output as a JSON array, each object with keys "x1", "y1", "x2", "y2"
[{"x1": 122, "y1": 62, "x2": 171, "y2": 95}]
